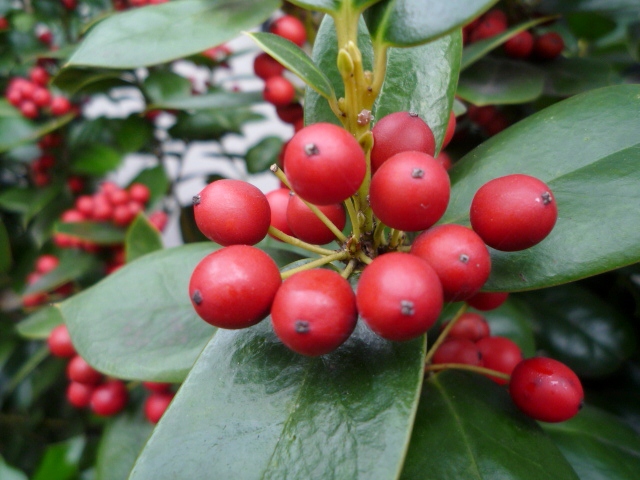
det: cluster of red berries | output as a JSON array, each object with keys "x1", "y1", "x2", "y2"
[
  {"x1": 47, "y1": 324, "x2": 174, "y2": 422},
  {"x1": 21, "y1": 254, "x2": 73, "y2": 308},
  {"x1": 5, "y1": 67, "x2": 73, "y2": 119},
  {"x1": 112, "y1": 0, "x2": 168, "y2": 11},
  {"x1": 464, "y1": 8, "x2": 565, "y2": 61},
  {"x1": 254, "y1": 14, "x2": 306, "y2": 130}
]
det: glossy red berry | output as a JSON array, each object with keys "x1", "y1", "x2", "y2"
[
  {"x1": 193, "y1": 179, "x2": 271, "y2": 246},
  {"x1": 35, "y1": 254, "x2": 59, "y2": 274},
  {"x1": 284, "y1": 123, "x2": 366, "y2": 205},
  {"x1": 504, "y1": 30, "x2": 534, "y2": 59},
  {"x1": 369, "y1": 151, "x2": 450, "y2": 232},
  {"x1": 534, "y1": 32, "x2": 564, "y2": 60},
  {"x1": 411, "y1": 224, "x2": 491, "y2": 302},
  {"x1": 435, "y1": 151, "x2": 452, "y2": 171},
  {"x1": 286, "y1": 194, "x2": 346, "y2": 245},
  {"x1": 50, "y1": 96, "x2": 71, "y2": 116},
  {"x1": 128, "y1": 183, "x2": 150, "y2": 204},
  {"x1": 263, "y1": 76, "x2": 296, "y2": 107},
  {"x1": 269, "y1": 15, "x2": 307, "y2": 46},
  {"x1": 47, "y1": 324, "x2": 76, "y2": 358},
  {"x1": 20, "y1": 101, "x2": 38, "y2": 119},
  {"x1": 509, "y1": 357, "x2": 583, "y2": 422},
  {"x1": 271, "y1": 269, "x2": 357, "y2": 356},
  {"x1": 469, "y1": 10, "x2": 507, "y2": 42},
  {"x1": 143, "y1": 381, "x2": 172, "y2": 393},
  {"x1": 266, "y1": 188, "x2": 295, "y2": 239},
  {"x1": 253, "y1": 53, "x2": 285, "y2": 80},
  {"x1": 67, "y1": 355, "x2": 103, "y2": 384},
  {"x1": 90, "y1": 380, "x2": 129, "y2": 416},
  {"x1": 144, "y1": 392, "x2": 175, "y2": 424},
  {"x1": 432, "y1": 338, "x2": 482, "y2": 366},
  {"x1": 442, "y1": 312, "x2": 490, "y2": 342},
  {"x1": 477, "y1": 336, "x2": 523, "y2": 385},
  {"x1": 276, "y1": 102, "x2": 303, "y2": 124},
  {"x1": 356, "y1": 253, "x2": 443, "y2": 342},
  {"x1": 466, "y1": 291, "x2": 509, "y2": 311},
  {"x1": 470, "y1": 174, "x2": 558, "y2": 251},
  {"x1": 67, "y1": 382, "x2": 95, "y2": 408},
  {"x1": 370, "y1": 111, "x2": 436, "y2": 174},
  {"x1": 189, "y1": 245, "x2": 281, "y2": 329},
  {"x1": 442, "y1": 111, "x2": 456, "y2": 150}
]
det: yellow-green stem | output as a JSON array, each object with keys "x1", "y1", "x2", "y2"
[
  {"x1": 372, "y1": 220, "x2": 387, "y2": 250},
  {"x1": 424, "y1": 303, "x2": 469, "y2": 364},
  {"x1": 388, "y1": 229, "x2": 404, "y2": 249},
  {"x1": 267, "y1": 226, "x2": 336, "y2": 256},
  {"x1": 357, "y1": 250, "x2": 373, "y2": 265},
  {"x1": 281, "y1": 251, "x2": 349, "y2": 279},
  {"x1": 423, "y1": 363, "x2": 511, "y2": 382},
  {"x1": 344, "y1": 197, "x2": 360, "y2": 239},
  {"x1": 341, "y1": 259, "x2": 357, "y2": 279}
]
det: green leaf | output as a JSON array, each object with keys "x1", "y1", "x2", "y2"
[
  {"x1": 0, "y1": 457, "x2": 27, "y2": 480},
  {"x1": 115, "y1": 115, "x2": 154, "y2": 153},
  {"x1": 458, "y1": 57, "x2": 545, "y2": 106},
  {"x1": 542, "y1": 406, "x2": 640, "y2": 480},
  {"x1": 130, "y1": 321, "x2": 426, "y2": 479},
  {"x1": 128, "y1": 165, "x2": 169, "y2": 206},
  {"x1": 364, "y1": 0, "x2": 499, "y2": 47},
  {"x1": 55, "y1": 221, "x2": 126, "y2": 245},
  {"x1": 520, "y1": 284, "x2": 636, "y2": 378},
  {"x1": 480, "y1": 296, "x2": 536, "y2": 357},
  {"x1": 0, "y1": 218, "x2": 11, "y2": 273},
  {"x1": 373, "y1": 30, "x2": 462, "y2": 153},
  {"x1": 537, "y1": 0, "x2": 640, "y2": 14},
  {"x1": 58, "y1": 243, "x2": 218, "y2": 383},
  {"x1": 248, "y1": 32, "x2": 336, "y2": 101},
  {"x1": 16, "y1": 306, "x2": 63, "y2": 340},
  {"x1": 96, "y1": 412, "x2": 154, "y2": 480},
  {"x1": 66, "y1": 0, "x2": 280, "y2": 68},
  {"x1": 125, "y1": 214, "x2": 163, "y2": 263},
  {"x1": 567, "y1": 12, "x2": 617, "y2": 40},
  {"x1": 168, "y1": 109, "x2": 263, "y2": 141},
  {"x1": 148, "y1": 90, "x2": 263, "y2": 111},
  {"x1": 143, "y1": 70, "x2": 192, "y2": 104},
  {"x1": 401, "y1": 371, "x2": 579, "y2": 479},
  {"x1": 70, "y1": 144, "x2": 122, "y2": 175},
  {"x1": 245, "y1": 136, "x2": 283, "y2": 174},
  {"x1": 24, "y1": 250, "x2": 99, "y2": 295},
  {"x1": 179, "y1": 206, "x2": 209, "y2": 244},
  {"x1": 442, "y1": 84, "x2": 640, "y2": 291},
  {"x1": 287, "y1": 0, "x2": 382, "y2": 13},
  {"x1": 52, "y1": 67, "x2": 135, "y2": 95},
  {"x1": 32, "y1": 436, "x2": 85, "y2": 480},
  {"x1": 543, "y1": 57, "x2": 619, "y2": 97},
  {"x1": 0, "y1": 187, "x2": 33, "y2": 214},
  {"x1": 0, "y1": 113, "x2": 74, "y2": 153}
]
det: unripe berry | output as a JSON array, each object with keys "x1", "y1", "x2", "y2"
[
  {"x1": 286, "y1": 194, "x2": 346, "y2": 245},
  {"x1": 269, "y1": 15, "x2": 307, "y2": 46}
]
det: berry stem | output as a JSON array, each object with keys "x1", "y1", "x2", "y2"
[
  {"x1": 344, "y1": 197, "x2": 361, "y2": 239},
  {"x1": 267, "y1": 226, "x2": 337, "y2": 256},
  {"x1": 280, "y1": 251, "x2": 349, "y2": 279},
  {"x1": 423, "y1": 363, "x2": 511, "y2": 381},
  {"x1": 356, "y1": 250, "x2": 373, "y2": 265},
  {"x1": 388, "y1": 229, "x2": 405, "y2": 250},
  {"x1": 341, "y1": 259, "x2": 357, "y2": 278},
  {"x1": 424, "y1": 303, "x2": 468, "y2": 365},
  {"x1": 372, "y1": 220, "x2": 387, "y2": 249}
]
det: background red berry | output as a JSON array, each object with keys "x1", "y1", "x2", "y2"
[
  {"x1": 269, "y1": 15, "x2": 307, "y2": 46},
  {"x1": 286, "y1": 194, "x2": 345, "y2": 245}
]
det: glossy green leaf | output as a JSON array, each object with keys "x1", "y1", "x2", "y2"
[
  {"x1": 148, "y1": 91, "x2": 263, "y2": 111},
  {"x1": 402, "y1": 371, "x2": 579, "y2": 479},
  {"x1": 16, "y1": 306, "x2": 63, "y2": 340},
  {"x1": 364, "y1": 0, "x2": 498, "y2": 47},
  {"x1": 0, "y1": 187, "x2": 32, "y2": 214},
  {"x1": 567, "y1": 12, "x2": 617, "y2": 40},
  {"x1": 66, "y1": 0, "x2": 280, "y2": 68},
  {"x1": 125, "y1": 214, "x2": 163, "y2": 263},
  {"x1": 52, "y1": 67, "x2": 135, "y2": 94},
  {"x1": 0, "y1": 113, "x2": 74, "y2": 153},
  {"x1": 0, "y1": 456, "x2": 27, "y2": 480},
  {"x1": 442, "y1": 84, "x2": 640, "y2": 291},
  {"x1": 128, "y1": 165, "x2": 169, "y2": 206},
  {"x1": 24, "y1": 184, "x2": 65, "y2": 226},
  {"x1": 542, "y1": 406, "x2": 640, "y2": 480},
  {"x1": 24, "y1": 250, "x2": 99, "y2": 295},
  {"x1": 130, "y1": 321, "x2": 426, "y2": 479},
  {"x1": 31, "y1": 436, "x2": 85, "y2": 480},
  {"x1": 587, "y1": 390, "x2": 640, "y2": 435},
  {"x1": 54, "y1": 221, "x2": 126, "y2": 245},
  {"x1": 373, "y1": 30, "x2": 462, "y2": 153},
  {"x1": 169, "y1": 109, "x2": 263, "y2": 141},
  {"x1": 458, "y1": 57, "x2": 545, "y2": 106},
  {"x1": 96, "y1": 412, "x2": 154, "y2": 480},
  {"x1": 248, "y1": 32, "x2": 336, "y2": 101},
  {"x1": 70, "y1": 144, "x2": 122, "y2": 176},
  {"x1": 0, "y1": 218, "x2": 11, "y2": 273},
  {"x1": 520, "y1": 284, "x2": 636, "y2": 378},
  {"x1": 245, "y1": 136, "x2": 283, "y2": 174},
  {"x1": 537, "y1": 0, "x2": 640, "y2": 14},
  {"x1": 143, "y1": 70, "x2": 192, "y2": 104},
  {"x1": 115, "y1": 115, "x2": 154, "y2": 153},
  {"x1": 461, "y1": 17, "x2": 555, "y2": 71},
  {"x1": 287, "y1": 0, "x2": 382, "y2": 13},
  {"x1": 479, "y1": 295, "x2": 536, "y2": 357},
  {"x1": 543, "y1": 57, "x2": 619, "y2": 97}
]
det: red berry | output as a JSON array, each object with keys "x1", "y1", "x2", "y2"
[
  {"x1": 284, "y1": 123, "x2": 366, "y2": 205},
  {"x1": 432, "y1": 338, "x2": 482, "y2": 366},
  {"x1": 19, "y1": 101, "x2": 38, "y2": 119},
  {"x1": 35, "y1": 254, "x2": 59, "y2": 274},
  {"x1": 276, "y1": 102, "x2": 303, "y2": 124},
  {"x1": 106, "y1": 188, "x2": 129, "y2": 206},
  {"x1": 266, "y1": 188, "x2": 295, "y2": 239},
  {"x1": 92, "y1": 196, "x2": 114, "y2": 221},
  {"x1": 61, "y1": 209, "x2": 86, "y2": 223},
  {"x1": 30, "y1": 66, "x2": 49, "y2": 86},
  {"x1": 128, "y1": 183, "x2": 150, "y2": 204},
  {"x1": 188, "y1": 245, "x2": 281, "y2": 329},
  {"x1": 356, "y1": 253, "x2": 443, "y2": 342},
  {"x1": 67, "y1": 355, "x2": 103, "y2": 384},
  {"x1": 534, "y1": 32, "x2": 564, "y2": 60},
  {"x1": 0, "y1": 17, "x2": 8, "y2": 30},
  {"x1": 369, "y1": 151, "x2": 450, "y2": 232},
  {"x1": 112, "y1": 204, "x2": 136, "y2": 227},
  {"x1": 504, "y1": 30, "x2": 534, "y2": 59},
  {"x1": 32, "y1": 88, "x2": 51, "y2": 108},
  {"x1": 22, "y1": 292, "x2": 47, "y2": 308},
  {"x1": 50, "y1": 96, "x2": 71, "y2": 116},
  {"x1": 411, "y1": 224, "x2": 491, "y2": 302},
  {"x1": 47, "y1": 324, "x2": 76, "y2": 358},
  {"x1": 67, "y1": 382, "x2": 95, "y2": 408},
  {"x1": 442, "y1": 312, "x2": 490, "y2": 342},
  {"x1": 509, "y1": 357, "x2": 583, "y2": 422},
  {"x1": 263, "y1": 76, "x2": 296, "y2": 107},
  {"x1": 144, "y1": 392, "x2": 175, "y2": 423},
  {"x1": 466, "y1": 291, "x2": 509, "y2": 311},
  {"x1": 467, "y1": 105, "x2": 498, "y2": 127},
  {"x1": 371, "y1": 111, "x2": 436, "y2": 174},
  {"x1": 193, "y1": 180, "x2": 271, "y2": 246},
  {"x1": 148, "y1": 211, "x2": 168, "y2": 231},
  {"x1": 271, "y1": 269, "x2": 357, "y2": 356},
  {"x1": 67, "y1": 176, "x2": 85, "y2": 194},
  {"x1": 90, "y1": 380, "x2": 129, "y2": 416},
  {"x1": 442, "y1": 111, "x2": 456, "y2": 149},
  {"x1": 269, "y1": 15, "x2": 307, "y2": 46},
  {"x1": 469, "y1": 11, "x2": 507, "y2": 42},
  {"x1": 286, "y1": 194, "x2": 346, "y2": 245},
  {"x1": 435, "y1": 151, "x2": 453, "y2": 171},
  {"x1": 143, "y1": 381, "x2": 172, "y2": 393},
  {"x1": 470, "y1": 174, "x2": 558, "y2": 251},
  {"x1": 477, "y1": 336, "x2": 523, "y2": 385},
  {"x1": 253, "y1": 53, "x2": 285, "y2": 80}
]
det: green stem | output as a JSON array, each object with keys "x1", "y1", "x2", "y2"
[
  {"x1": 424, "y1": 363, "x2": 511, "y2": 381},
  {"x1": 341, "y1": 259, "x2": 357, "y2": 279},
  {"x1": 267, "y1": 226, "x2": 336, "y2": 256},
  {"x1": 424, "y1": 303, "x2": 468, "y2": 365},
  {"x1": 388, "y1": 229, "x2": 404, "y2": 249},
  {"x1": 281, "y1": 251, "x2": 349, "y2": 279},
  {"x1": 344, "y1": 197, "x2": 360, "y2": 240},
  {"x1": 372, "y1": 220, "x2": 387, "y2": 250},
  {"x1": 356, "y1": 250, "x2": 373, "y2": 265}
]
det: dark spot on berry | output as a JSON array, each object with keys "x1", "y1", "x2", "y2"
[
  {"x1": 192, "y1": 290, "x2": 203, "y2": 305},
  {"x1": 541, "y1": 191, "x2": 553, "y2": 205},
  {"x1": 295, "y1": 320, "x2": 310, "y2": 333},
  {"x1": 409, "y1": 111, "x2": 419, "y2": 117},
  {"x1": 459, "y1": 254, "x2": 469, "y2": 263},
  {"x1": 400, "y1": 300, "x2": 415, "y2": 316},
  {"x1": 411, "y1": 168, "x2": 424, "y2": 179},
  {"x1": 304, "y1": 143, "x2": 320, "y2": 156},
  {"x1": 192, "y1": 194, "x2": 201, "y2": 206}
]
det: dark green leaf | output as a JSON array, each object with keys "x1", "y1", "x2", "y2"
[
  {"x1": 480, "y1": 295, "x2": 536, "y2": 357},
  {"x1": 245, "y1": 136, "x2": 283, "y2": 174},
  {"x1": 130, "y1": 321, "x2": 426, "y2": 479},
  {"x1": 458, "y1": 57, "x2": 545, "y2": 106},
  {"x1": 31, "y1": 436, "x2": 85, "y2": 480},
  {"x1": 587, "y1": 390, "x2": 640, "y2": 435},
  {"x1": 543, "y1": 57, "x2": 619, "y2": 97},
  {"x1": 96, "y1": 412, "x2": 154, "y2": 480},
  {"x1": 442, "y1": 85, "x2": 640, "y2": 291},
  {"x1": 373, "y1": 30, "x2": 462, "y2": 153},
  {"x1": 168, "y1": 109, "x2": 263, "y2": 140},
  {"x1": 248, "y1": 32, "x2": 336, "y2": 101},
  {"x1": 0, "y1": 218, "x2": 11, "y2": 273},
  {"x1": 567, "y1": 12, "x2": 617, "y2": 40},
  {"x1": 537, "y1": 0, "x2": 640, "y2": 14},
  {"x1": 70, "y1": 144, "x2": 122, "y2": 175},
  {"x1": 115, "y1": 115, "x2": 154, "y2": 153},
  {"x1": 402, "y1": 371, "x2": 579, "y2": 479},
  {"x1": 128, "y1": 165, "x2": 169, "y2": 206},
  {"x1": 52, "y1": 67, "x2": 134, "y2": 94},
  {"x1": 143, "y1": 70, "x2": 192, "y2": 104},
  {"x1": 287, "y1": 0, "x2": 382, "y2": 13},
  {"x1": 16, "y1": 306, "x2": 64, "y2": 340},
  {"x1": 66, "y1": 0, "x2": 280, "y2": 68},
  {"x1": 542, "y1": 406, "x2": 640, "y2": 480},
  {"x1": 179, "y1": 206, "x2": 208, "y2": 244},
  {"x1": 125, "y1": 214, "x2": 163, "y2": 263},
  {"x1": 0, "y1": 187, "x2": 33, "y2": 214},
  {"x1": 149, "y1": 91, "x2": 263, "y2": 111},
  {"x1": 0, "y1": 114, "x2": 74, "y2": 154},
  {"x1": 364, "y1": 0, "x2": 498, "y2": 47},
  {"x1": 55, "y1": 221, "x2": 126, "y2": 245},
  {"x1": 520, "y1": 284, "x2": 636, "y2": 378},
  {"x1": 24, "y1": 250, "x2": 99, "y2": 295},
  {"x1": 24, "y1": 184, "x2": 65, "y2": 225}
]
